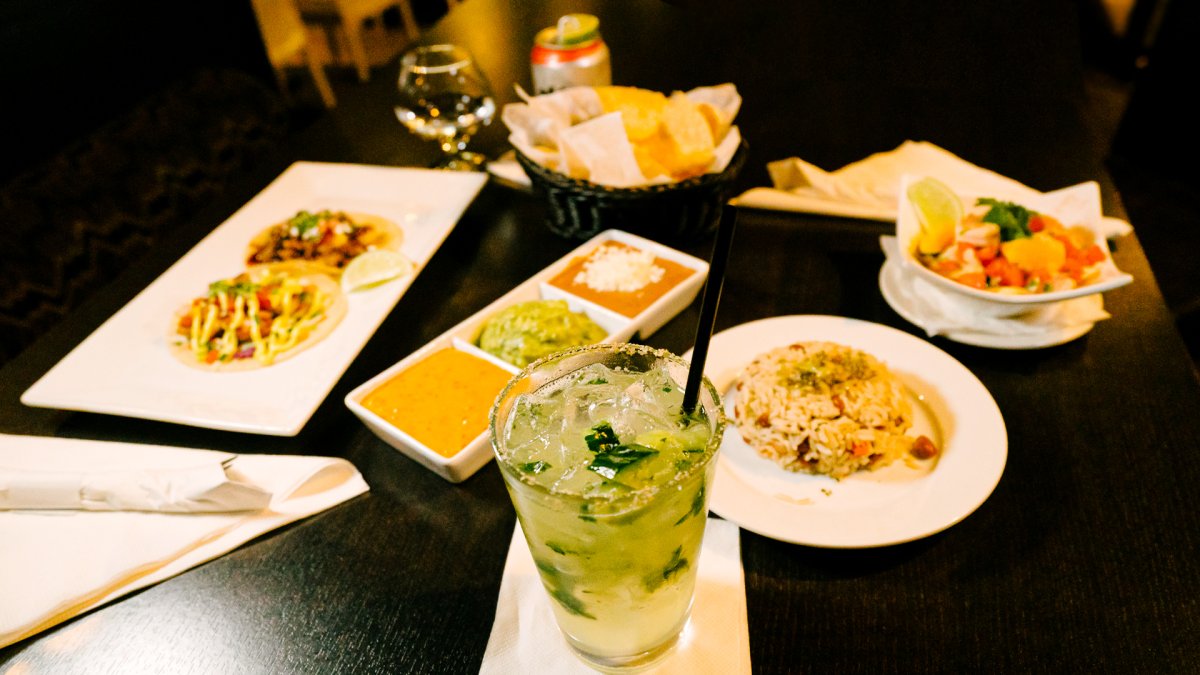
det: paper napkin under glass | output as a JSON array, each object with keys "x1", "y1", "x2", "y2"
[
  {"x1": 880, "y1": 236, "x2": 1111, "y2": 337},
  {"x1": 0, "y1": 434, "x2": 369, "y2": 647},
  {"x1": 480, "y1": 517, "x2": 750, "y2": 675},
  {"x1": 739, "y1": 140, "x2": 1133, "y2": 238}
]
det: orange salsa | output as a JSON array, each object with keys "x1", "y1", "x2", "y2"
[
  {"x1": 361, "y1": 348, "x2": 514, "y2": 457},
  {"x1": 547, "y1": 242, "x2": 695, "y2": 318}
]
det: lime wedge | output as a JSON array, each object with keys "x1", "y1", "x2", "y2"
[
  {"x1": 907, "y1": 177, "x2": 962, "y2": 254},
  {"x1": 555, "y1": 14, "x2": 600, "y2": 46},
  {"x1": 341, "y1": 250, "x2": 415, "y2": 292}
]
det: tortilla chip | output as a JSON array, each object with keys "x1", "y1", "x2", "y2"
[{"x1": 595, "y1": 86, "x2": 667, "y2": 142}]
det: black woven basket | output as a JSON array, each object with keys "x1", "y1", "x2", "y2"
[{"x1": 515, "y1": 139, "x2": 748, "y2": 243}]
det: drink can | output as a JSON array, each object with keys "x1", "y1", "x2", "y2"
[{"x1": 531, "y1": 14, "x2": 612, "y2": 94}]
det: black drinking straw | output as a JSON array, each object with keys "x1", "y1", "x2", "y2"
[{"x1": 681, "y1": 203, "x2": 739, "y2": 414}]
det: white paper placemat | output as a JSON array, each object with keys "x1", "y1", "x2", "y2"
[{"x1": 481, "y1": 517, "x2": 750, "y2": 674}]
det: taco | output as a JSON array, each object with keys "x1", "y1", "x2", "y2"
[
  {"x1": 169, "y1": 265, "x2": 347, "y2": 371},
  {"x1": 245, "y1": 210, "x2": 404, "y2": 275}
]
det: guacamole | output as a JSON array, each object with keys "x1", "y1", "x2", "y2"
[{"x1": 478, "y1": 300, "x2": 607, "y2": 367}]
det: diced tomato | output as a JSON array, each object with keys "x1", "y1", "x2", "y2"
[
  {"x1": 205, "y1": 350, "x2": 220, "y2": 364},
  {"x1": 985, "y1": 258, "x2": 1025, "y2": 287},
  {"x1": 1082, "y1": 244, "x2": 1105, "y2": 265},
  {"x1": 179, "y1": 315, "x2": 193, "y2": 329},
  {"x1": 1062, "y1": 257, "x2": 1085, "y2": 282},
  {"x1": 1029, "y1": 216, "x2": 1045, "y2": 233},
  {"x1": 958, "y1": 272, "x2": 988, "y2": 289},
  {"x1": 257, "y1": 291, "x2": 272, "y2": 311},
  {"x1": 933, "y1": 260, "x2": 961, "y2": 275},
  {"x1": 976, "y1": 244, "x2": 999, "y2": 263}
]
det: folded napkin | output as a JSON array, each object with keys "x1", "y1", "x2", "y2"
[
  {"x1": 880, "y1": 236, "x2": 1111, "y2": 337},
  {"x1": 738, "y1": 141, "x2": 1133, "y2": 238},
  {"x1": 0, "y1": 434, "x2": 369, "y2": 647},
  {"x1": 481, "y1": 518, "x2": 750, "y2": 674},
  {"x1": 1, "y1": 453, "x2": 270, "y2": 513}
]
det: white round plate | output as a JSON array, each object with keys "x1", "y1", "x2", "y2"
[
  {"x1": 879, "y1": 260, "x2": 1098, "y2": 350},
  {"x1": 689, "y1": 315, "x2": 1007, "y2": 548}
]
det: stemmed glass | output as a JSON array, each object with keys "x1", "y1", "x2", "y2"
[{"x1": 394, "y1": 44, "x2": 496, "y2": 171}]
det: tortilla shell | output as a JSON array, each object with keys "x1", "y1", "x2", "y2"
[
  {"x1": 168, "y1": 266, "x2": 348, "y2": 372},
  {"x1": 245, "y1": 212, "x2": 405, "y2": 276}
]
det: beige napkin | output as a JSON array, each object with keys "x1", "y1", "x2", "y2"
[
  {"x1": 739, "y1": 141, "x2": 1133, "y2": 238},
  {"x1": 880, "y1": 236, "x2": 1111, "y2": 336},
  {"x1": 480, "y1": 518, "x2": 750, "y2": 674},
  {"x1": 0, "y1": 434, "x2": 369, "y2": 647}
]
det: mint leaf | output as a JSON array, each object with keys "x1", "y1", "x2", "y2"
[
  {"x1": 519, "y1": 460, "x2": 551, "y2": 475},
  {"x1": 584, "y1": 422, "x2": 658, "y2": 479},
  {"x1": 584, "y1": 422, "x2": 620, "y2": 454},
  {"x1": 644, "y1": 546, "x2": 690, "y2": 591},
  {"x1": 587, "y1": 443, "x2": 658, "y2": 480}
]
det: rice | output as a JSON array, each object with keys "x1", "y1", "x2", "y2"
[{"x1": 733, "y1": 342, "x2": 915, "y2": 480}]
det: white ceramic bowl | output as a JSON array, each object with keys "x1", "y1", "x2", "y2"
[{"x1": 895, "y1": 175, "x2": 1133, "y2": 318}]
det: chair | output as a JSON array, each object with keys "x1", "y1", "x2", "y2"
[
  {"x1": 297, "y1": 0, "x2": 420, "y2": 83},
  {"x1": 249, "y1": 0, "x2": 337, "y2": 107}
]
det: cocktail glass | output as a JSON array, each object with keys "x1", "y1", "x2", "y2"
[{"x1": 489, "y1": 343, "x2": 724, "y2": 672}]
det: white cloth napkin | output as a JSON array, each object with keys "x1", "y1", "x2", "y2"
[
  {"x1": 738, "y1": 141, "x2": 1133, "y2": 238},
  {"x1": 880, "y1": 236, "x2": 1111, "y2": 336},
  {"x1": 0, "y1": 434, "x2": 369, "y2": 647},
  {"x1": 1, "y1": 450, "x2": 270, "y2": 513},
  {"x1": 481, "y1": 518, "x2": 750, "y2": 675}
]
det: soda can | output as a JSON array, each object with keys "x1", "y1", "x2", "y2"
[{"x1": 531, "y1": 14, "x2": 611, "y2": 94}]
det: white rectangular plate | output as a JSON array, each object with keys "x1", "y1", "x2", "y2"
[{"x1": 22, "y1": 162, "x2": 487, "y2": 435}]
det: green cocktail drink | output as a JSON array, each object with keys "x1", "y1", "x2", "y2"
[{"x1": 490, "y1": 343, "x2": 724, "y2": 671}]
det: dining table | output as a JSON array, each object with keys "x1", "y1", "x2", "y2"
[{"x1": 3, "y1": 0, "x2": 1198, "y2": 672}]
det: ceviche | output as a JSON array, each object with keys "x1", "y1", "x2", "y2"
[{"x1": 909, "y1": 178, "x2": 1108, "y2": 294}]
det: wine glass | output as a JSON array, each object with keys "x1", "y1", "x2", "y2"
[{"x1": 395, "y1": 44, "x2": 496, "y2": 171}]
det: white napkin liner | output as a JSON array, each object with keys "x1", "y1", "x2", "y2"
[
  {"x1": 0, "y1": 434, "x2": 369, "y2": 647},
  {"x1": 481, "y1": 517, "x2": 750, "y2": 675},
  {"x1": 880, "y1": 236, "x2": 1111, "y2": 337}
]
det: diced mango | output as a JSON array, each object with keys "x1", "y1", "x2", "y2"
[{"x1": 1000, "y1": 233, "x2": 1067, "y2": 274}]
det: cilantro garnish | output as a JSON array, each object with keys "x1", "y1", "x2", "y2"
[
  {"x1": 208, "y1": 280, "x2": 259, "y2": 297},
  {"x1": 287, "y1": 210, "x2": 329, "y2": 241},
  {"x1": 977, "y1": 198, "x2": 1036, "y2": 242}
]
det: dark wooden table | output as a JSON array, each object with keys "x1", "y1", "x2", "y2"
[{"x1": 3, "y1": 1, "x2": 1198, "y2": 672}]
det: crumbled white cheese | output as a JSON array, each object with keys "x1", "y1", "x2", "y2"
[{"x1": 573, "y1": 245, "x2": 664, "y2": 293}]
